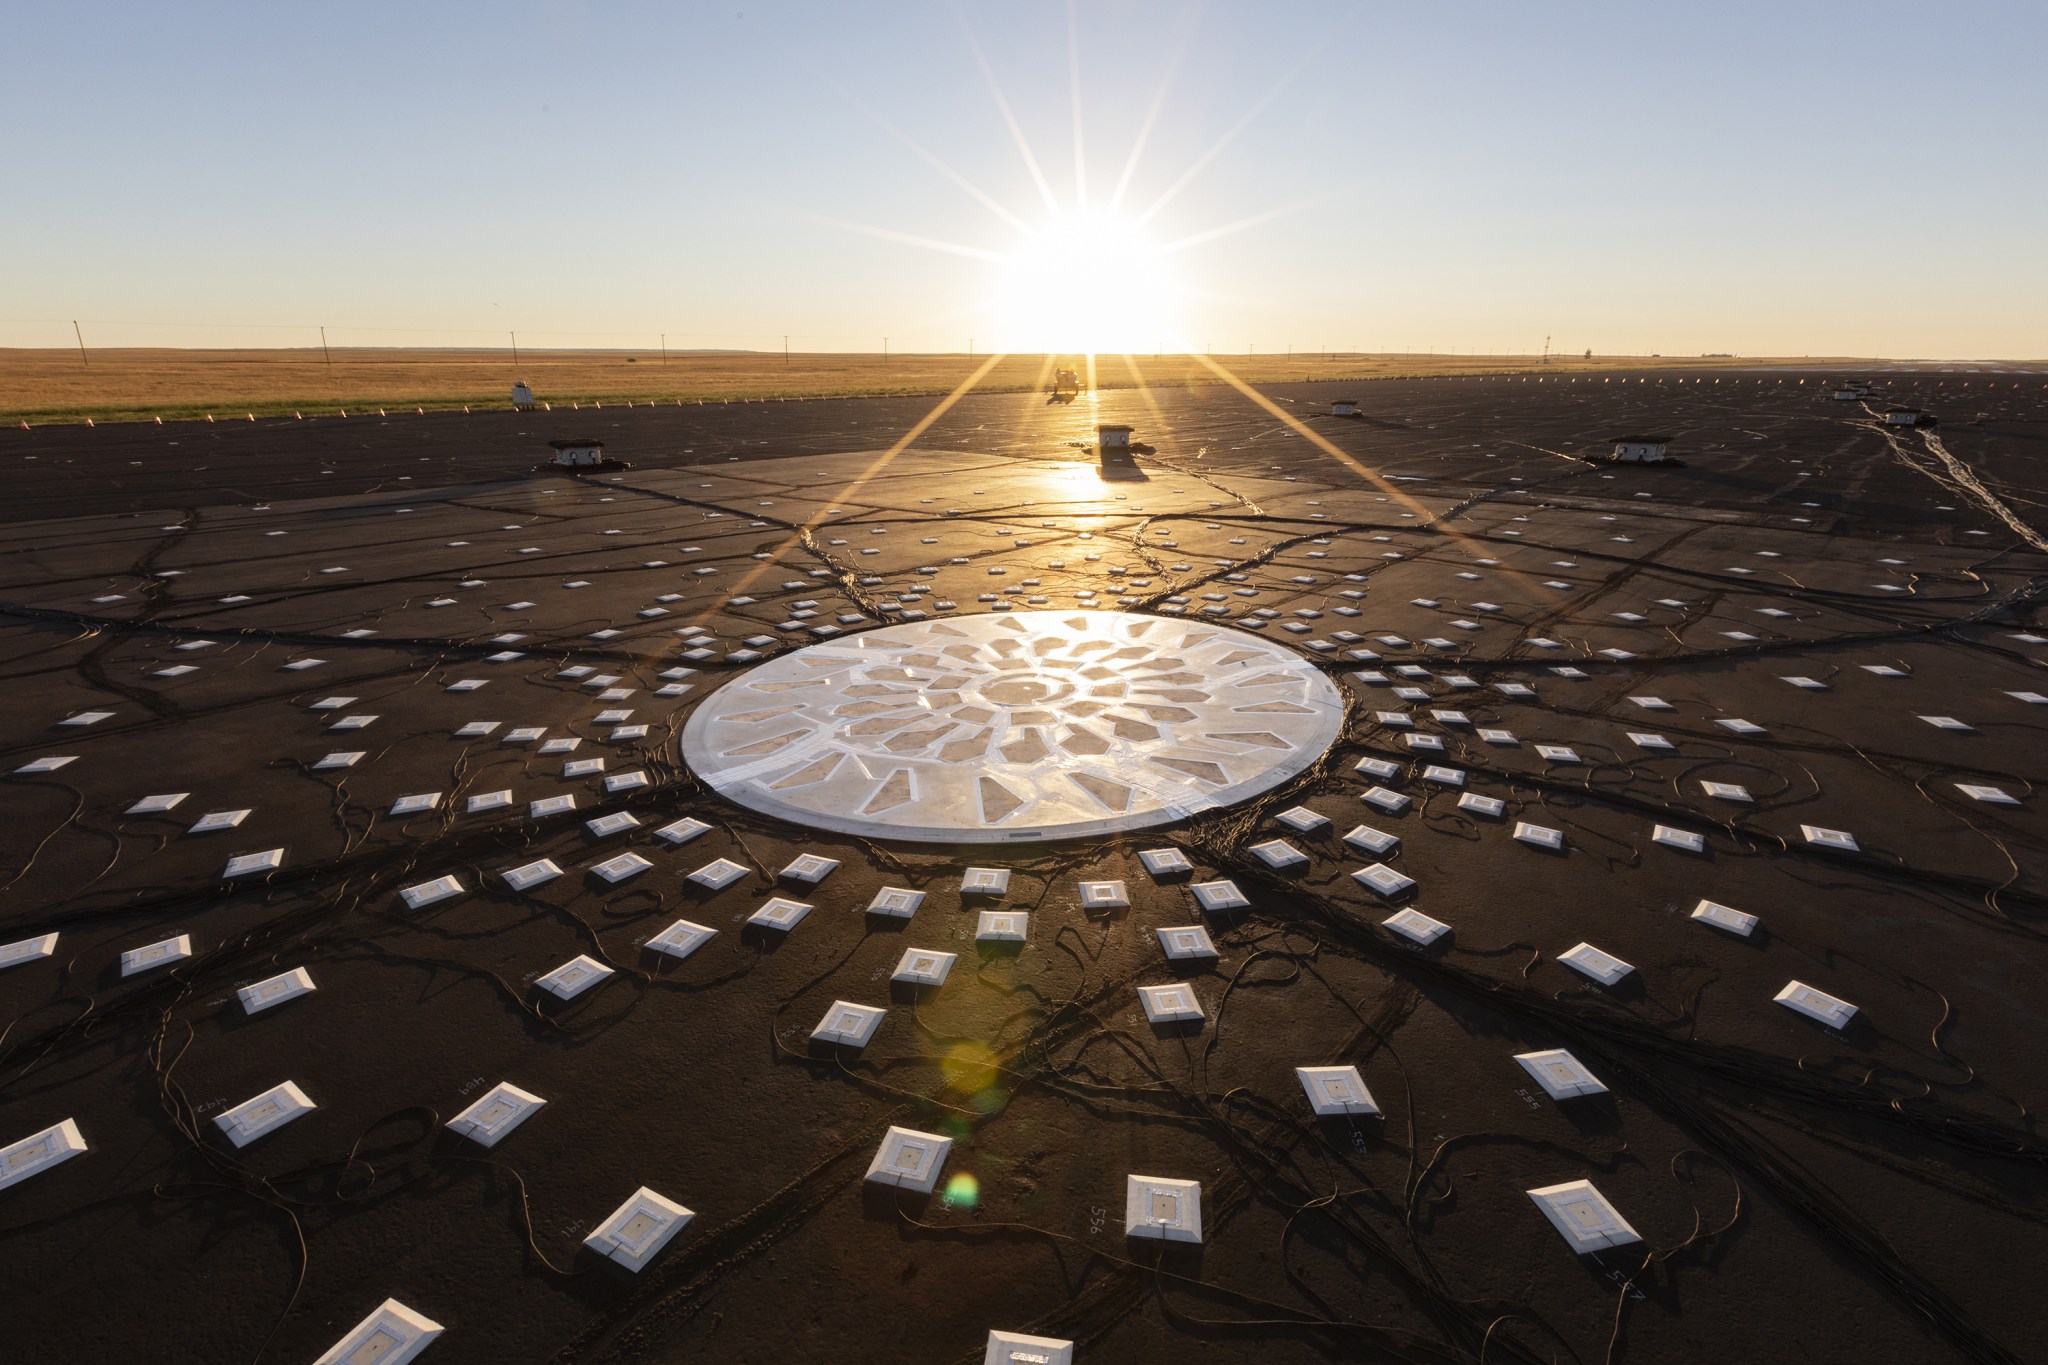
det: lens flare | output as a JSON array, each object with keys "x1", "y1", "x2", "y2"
[
  {"x1": 940, "y1": 1041, "x2": 1001, "y2": 1093},
  {"x1": 942, "y1": 1173, "x2": 980, "y2": 1208}
]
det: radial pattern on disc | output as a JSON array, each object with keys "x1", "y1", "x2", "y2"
[{"x1": 680, "y1": 610, "x2": 1345, "y2": 843}]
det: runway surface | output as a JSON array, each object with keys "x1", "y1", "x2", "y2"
[{"x1": 1, "y1": 369, "x2": 2044, "y2": 1364}]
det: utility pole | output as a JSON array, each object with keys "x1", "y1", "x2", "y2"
[
  {"x1": 511, "y1": 331, "x2": 520, "y2": 367},
  {"x1": 320, "y1": 326, "x2": 332, "y2": 367},
  {"x1": 1542, "y1": 335, "x2": 1550, "y2": 367},
  {"x1": 883, "y1": 337, "x2": 889, "y2": 364},
  {"x1": 968, "y1": 337, "x2": 974, "y2": 359},
  {"x1": 72, "y1": 320, "x2": 87, "y2": 369},
  {"x1": 660, "y1": 333, "x2": 667, "y2": 366},
  {"x1": 783, "y1": 335, "x2": 789, "y2": 365}
]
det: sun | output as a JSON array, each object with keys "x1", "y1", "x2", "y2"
[{"x1": 996, "y1": 210, "x2": 1182, "y2": 356}]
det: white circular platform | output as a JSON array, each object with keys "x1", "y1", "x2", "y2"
[{"x1": 679, "y1": 610, "x2": 1346, "y2": 844}]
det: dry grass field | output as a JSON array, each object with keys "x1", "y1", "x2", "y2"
[{"x1": 0, "y1": 347, "x2": 1863, "y2": 424}]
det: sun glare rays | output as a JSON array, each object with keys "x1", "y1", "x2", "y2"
[
  {"x1": 839, "y1": 7, "x2": 1301, "y2": 359},
  {"x1": 964, "y1": 33, "x2": 1061, "y2": 217},
  {"x1": 1182, "y1": 350, "x2": 1558, "y2": 593},
  {"x1": 1128, "y1": 54, "x2": 1313, "y2": 230},
  {"x1": 814, "y1": 216, "x2": 1011, "y2": 265},
  {"x1": 839, "y1": 95, "x2": 1032, "y2": 234},
  {"x1": 807, "y1": 7, "x2": 1376, "y2": 557},
  {"x1": 711, "y1": 351, "x2": 1010, "y2": 617},
  {"x1": 1066, "y1": 0, "x2": 1089, "y2": 208},
  {"x1": 1108, "y1": 18, "x2": 1195, "y2": 216},
  {"x1": 1159, "y1": 197, "x2": 1330, "y2": 256}
]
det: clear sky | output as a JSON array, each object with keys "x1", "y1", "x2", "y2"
[{"x1": 4, "y1": 1, "x2": 2043, "y2": 357}]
